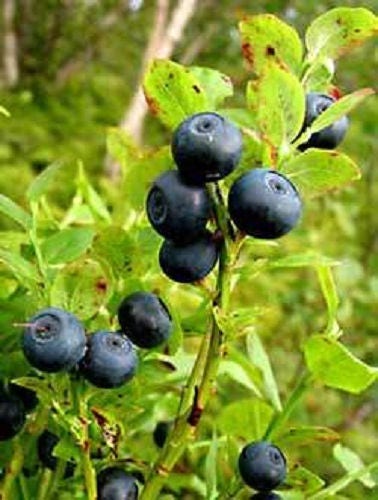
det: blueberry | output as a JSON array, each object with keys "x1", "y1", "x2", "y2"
[
  {"x1": 250, "y1": 493, "x2": 282, "y2": 500},
  {"x1": 298, "y1": 92, "x2": 348, "y2": 151},
  {"x1": 159, "y1": 231, "x2": 219, "y2": 283},
  {"x1": 22, "y1": 307, "x2": 86, "y2": 373},
  {"x1": 79, "y1": 331, "x2": 137, "y2": 388},
  {"x1": 238, "y1": 441, "x2": 286, "y2": 492},
  {"x1": 171, "y1": 112, "x2": 243, "y2": 184},
  {"x1": 97, "y1": 466, "x2": 138, "y2": 500},
  {"x1": 228, "y1": 168, "x2": 302, "y2": 239},
  {"x1": 0, "y1": 392, "x2": 26, "y2": 440},
  {"x1": 146, "y1": 170, "x2": 211, "y2": 243},
  {"x1": 9, "y1": 383, "x2": 38, "y2": 413},
  {"x1": 118, "y1": 292, "x2": 172, "y2": 349},
  {"x1": 37, "y1": 430, "x2": 75, "y2": 478},
  {"x1": 153, "y1": 421, "x2": 171, "y2": 448}
]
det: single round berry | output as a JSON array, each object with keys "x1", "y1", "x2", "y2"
[
  {"x1": 79, "y1": 331, "x2": 138, "y2": 388},
  {"x1": 37, "y1": 430, "x2": 75, "y2": 478},
  {"x1": 146, "y1": 170, "x2": 211, "y2": 243},
  {"x1": 22, "y1": 307, "x2": 86, "y2": 373},
  {"x1": 97, "y1": 467, "x2": 138, "y2": 500},
  {"x1": 9, "y1": 383, "x2": 38, "y2": 413},
  {"x1": 118, "y1": 292, "x2": 172, "y2": 349},
  {"x1": 171, "y1": 112, "x2": 243, "y2": 184},
  {"x1": 298, "y1": 92, "x2": 348, "y2": 151},
  {"x1": 159, "y1": 231, "x2": 219, "y2": 283},
  {"x1": 251, "y1": 493, "x2": 282, "y2": 500},
  {"x1": 0, "y1": 393, "x2": 26, "y2": 440},
  {"x1": 238, "y1": 441, "x2": 286, "y2": 492},
  {"x1": 228, "y1": 168, "x2": 302, "y2": 239},
  {"x1": 153, "y1": 421, "x2": 171, "y2": 448}
]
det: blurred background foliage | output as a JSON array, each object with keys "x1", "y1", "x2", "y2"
[{"x1": 0, "y1": 0, "x2": 377, "y2": 497}]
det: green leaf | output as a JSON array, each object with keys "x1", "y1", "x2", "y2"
[
  {"x1": 281, "y1": 150, "x2": 361, "y2": 197},
  {"x1": 41, "y1": 228, "x2": 95, "y2": 265},
  {"x1": 303, "y1": 58, "x2": 335, "y2": 92},
  {"x1": 246, "y1": 332, "x2": 282, "y2": 411},
  {"x1": 333, "y1": 443, "x2": 376, "y2": 488},
  {"x1": 277, "y1": 426, "x2": 340, "y2": 447},
  {"x1": 0, "y1": 194, "x2": 32, "y2": 230},
  {"x1": 304, "y1": 334, "x2": 378, "y2": 393},
  {"x1": 305, "y1": 7, "x2": 378, "y2": 62},
  {"x1": 307, "y1": 88, "x2": 374, "y2": 136},
  {"x1": 218, "y1": 360, "x2": 261, "y2": 396},
  {"x1": 270, "y1": 252, "x2": 339, "y2": 269},
  {"x1": 77, "y1": 163, "x2": 111, "y2": 223},
  {"x1": 26, "y1": 161, "x2": 63, "y2": 202},
  {"x1": 240, "y1": 14, "x2": 303, "y2": 75},
  {"x1": 316, "y1": 266, "x2": 339, "y2": 335},
  {"x1": 53, "y1": 436, "x2": 80, "y2": 463},
  {"x1": 189, "y1": 66, "x2": 233, "y2": 108},
  {"x1": 205, "y1": 430, "x2": 219, "y2": 500},
  {"x1": 143, "y1": 59, "x2": 208, "y2": 129},
  {"x1": 286, "y1": 466, "x2": 325, "y2": 494},
  {"x1": 0, "y1": 105, "x2": 10, "y2": 117},
  {"x1": 0, "y1": 249, "x2": 39, "y2": 283},
  {"x1": 247, "y1": 64, "x2": 305, "y2": 150},
  {"x1": 217, "y1": 399, "x2": 274, "y2": 441}
]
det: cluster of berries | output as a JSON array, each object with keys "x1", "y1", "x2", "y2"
[
  {"x1": 147, "y1": 91, "x2": 348, "y2": 284},
  {"x1": 1, "y1": 292, "x2": 172, "y2": 495}
]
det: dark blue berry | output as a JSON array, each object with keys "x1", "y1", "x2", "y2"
[
  {"x1": 0, "y1": 392, "x2": 26, "y2": 440},
  {"x1": 22, "y1": 308, "x2": 86, "y2": 373},
  {"x1": 146, "y1": 170, "x2": 211, "y2": 243},
  {"x1": 9, "y1": 383, "x2": 38, "y2": 413},
  {"x1": 228, "y1": 168, "x2": 302, "y2": 239},
  {"x1": 97, "y1": 467, "x2": 138, "y2": 500},
  {"x1": 79, "y1": 331, "x2": 137, "y2": 388},
  {"x1": 37, "y1": 430, "x2": 75, "y2": 478},
  {"x1": 153, "y1": 421, "x2": 171, "y2": 448},
  {"x1": 118, "y1": 292, "x2": 172, "y2": 349},
  {"x1": 238, "y1": 441, "x2": 286, "y2": 492},
  {"x1": 298, "y1": 93, "x2": 348, "y2": 151},
  {"x1": 172, "y1": 112, "x2": 243, "y2": 184},
  {"x1": 159, "y1": 231, "x2": 219, "y2": 283}
]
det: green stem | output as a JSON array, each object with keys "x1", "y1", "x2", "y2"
[
  {"x1": 0, "y1": 438, "x2": 23, "y2": 499},
  {"x1": 78, "y1": 386, "x2": 96, "y2": 500},
  {"x1": 44, "y1": 457, "x2": 67, "y2": 500},
  {"x1": 308, "y1": 462, "x2": 378, "y2": 499},
  {"x1": 140, "y1": 184, "x2": 234, "y2": 500},
  {"x1": 263, "y1": 371, "x2": 311, "y2": 441}
]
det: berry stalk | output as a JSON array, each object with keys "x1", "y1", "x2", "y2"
[{"x1": 140, "y1": 183, "x2": 235, "y2": 499}]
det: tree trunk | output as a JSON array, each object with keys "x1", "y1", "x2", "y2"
[
  {"x1": 105, "y1": 0, "x2": 199, "y2": 179},
  {"x1": 3, "y1": 0, "x2": 19, "y2": 88}
]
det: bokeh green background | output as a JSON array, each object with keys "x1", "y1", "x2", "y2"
[{"x1": 0, "y1": 1, "x2": 377, "y2": 498}]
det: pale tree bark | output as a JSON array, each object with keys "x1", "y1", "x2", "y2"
[
  {"x1": 3, "y1": 0, "x2": 19, "y2": 88},
  {"x1": 105, "y1": 0, "x2": 199, "y2": 179}
]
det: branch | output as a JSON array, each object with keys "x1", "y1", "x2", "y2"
[{"x1": 105, "y1": 0, "x2": 199, "y2": 179}]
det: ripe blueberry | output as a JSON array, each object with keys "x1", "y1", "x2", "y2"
[
  {"x1": 22, "y1": 307, "x2": 86, "y2": 373},
  {"x1": 228, "y1": 168, "x2": 302, "y2": 239},
  {"x1": 9, "y1": 383, "x2": 38, "y2": 413},
  {"x1": 153, "y1": 421, "x2": 171, "y2": 448},
  {"x1": 0, "y1": 392, "x2": 26, "y2": 440},
  {"x1": 171, "y1": 112, "x2": 243, "y2": 184},
  {"x1": 97, "y1": 466, "x2": 138, "y2": 500},
  {"x1": 146, "y1": 170, "x2": 211, "y2": 243},
  {"x1": 118, "y1": 292, "x2": 172, "y2": 349},
  {"x1": 79, "y1": 331, "x2": 138, "y2": 388},
  {"x1": 298, "y1": 92, "x2": 348, "y2": 151},
  {"x1": 251, "y1": 493, "x2": 282, "y2": 500},
  {"x1": 238, "y1": 441, "x2": 286, "y2": 492},
  {"x1": 159, "y1": 231, "x2": 219, "y2": 283},
  {"x1": 37, "y1": 430, "x2": 75, "y2": 478}
]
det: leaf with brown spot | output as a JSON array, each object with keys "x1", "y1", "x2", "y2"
[
  {"x1": 305, "y1": 7, "x2": 378, "y2": 62},
  {"x1": 239, "y1": 14, "x2": 303, "y2": 76}
]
